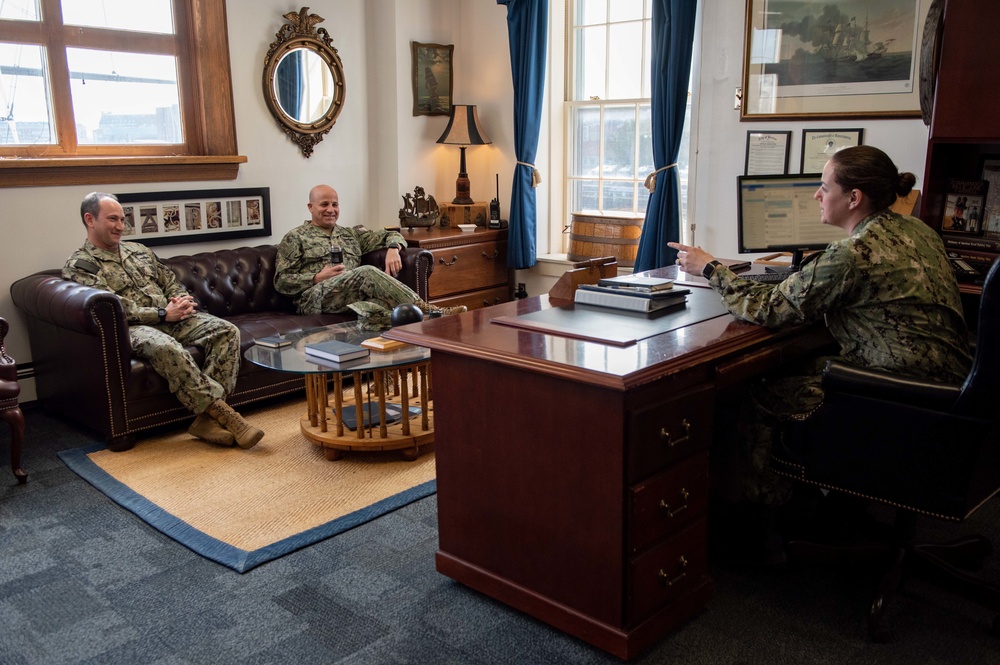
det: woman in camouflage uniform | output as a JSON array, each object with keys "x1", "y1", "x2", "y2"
[{"x1": 670, "y1": 146, "x2": 972, "y2": 560}]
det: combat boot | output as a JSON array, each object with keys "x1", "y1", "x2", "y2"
[
  {"x1": 413, "y1": 298, "x2": 467, "y2": 316},
  {"x1": 204, "y1": 400, "x2": 264, "y2": 449},
  {"x1": 188, "y1": 412, "x2": 236, "y2": 447}
]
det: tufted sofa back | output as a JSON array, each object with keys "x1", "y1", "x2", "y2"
[{"x1": 162, "y1": 245, "x2": 295, "y2": 318}]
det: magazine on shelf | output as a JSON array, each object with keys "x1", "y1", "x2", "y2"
[
  {"x1": 941, "y1": 178, "x2": 989, "y2": 235},
  {"x1": 304, "y1": 339, "x2": 370, "y2": 363},
  {"x1": 574, "y1": 286, "x2": 690, "y2": 313},
  {"x1": 981, "y1": 161, "x2": 1000, "y2": 239},
  {"x1": 941, "y1": 232, "x2": 1000, "y2": 253}
]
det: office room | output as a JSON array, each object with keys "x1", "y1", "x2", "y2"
[{"x1": 2, "y1": 0, "x2": 999, "y2": 663}]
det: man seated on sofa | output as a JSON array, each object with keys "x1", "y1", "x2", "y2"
[
  {"x1": 63, "y1": 192, "x2": 265, "y2": 450},
  {"x1": 274, "y1": 184, "x2": 466, "y2": 327}
]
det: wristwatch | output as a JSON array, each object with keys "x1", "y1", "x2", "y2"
[
  {"x1": 702, "y1": 260, "x2": 723, "y2": 279},
  {"x1": 386, "y1": 243, "x2": 401, "y2": 250},
  {"x1": 157, "y1": 307, "x2": 167, "y2": 324}
]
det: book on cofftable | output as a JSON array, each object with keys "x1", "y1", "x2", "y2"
[
  {"x1": 941, "y1": 178, "x2": 989, "y2": 235},
  {"x1": 595, "y1": 274, "x2": 674, "y2": 291},
  {"x1": 255, "y1": 335, "x2": 292, "y2": 348},
  {"x1": 361, "y1": 336, "x2": 409, "y2": 352},
  {"x1": 574, "y1": 286, "x2": 690, "y2": 313},
  {"x1": 304, "y1": 339, "x2": 370, "y2": 363}
]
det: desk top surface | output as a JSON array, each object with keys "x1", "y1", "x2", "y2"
[{"x1": 385, "y1": 265, "x2": 819, "y2": 390}]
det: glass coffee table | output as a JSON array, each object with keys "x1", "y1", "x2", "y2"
[{"x1": 244, "y1": 322, "x2": 433, "y2": 461}]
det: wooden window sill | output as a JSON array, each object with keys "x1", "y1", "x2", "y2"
[{"x1": 0, "y1": 155, "x2": 248, "y2": 187}]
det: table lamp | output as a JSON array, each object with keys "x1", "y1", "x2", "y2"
[{"x1": 437, "y1": 104, "x2": 491, "y2": 205}]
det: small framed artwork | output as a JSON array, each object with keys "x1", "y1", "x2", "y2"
[
  {"x1": 741, "y1": 0, "x2": 932, "y2": 120},
  {"x1": 411, "y1": 42, "x2": 453, "y2": 116},
  {"x1": 116, "y1": 188, "x2": 271, "y2": 247},
  {"x1": 800, "y1": 128, "x2": 865, "y2": 173},
  {"x1": 745, "y1": 130, "x2": 791, "y2": 175}
]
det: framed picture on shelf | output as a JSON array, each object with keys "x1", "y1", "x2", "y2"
[
  {"x1": 411, "y1": 42, "x2": 453, "y2": 116},
  {"x1": 800, "y1": 128, "x2": 864, "y2": 173},
  {"x1": 980, "y1": 157, "x2": 1000, "y2": 239},
  {"x1": 741, "y1": 0, "x2": 932, "y2": 120},
  {"x1": 744, "y1": 130, "x2": 791, "y2": 175},
  {"x1": 941, "y1": 178, "x2": 989, "y2": 235},
  {"x1": 115, "y1": 188, "x2": 271, "y2": 247}
]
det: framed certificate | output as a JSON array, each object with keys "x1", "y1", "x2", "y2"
[
  {"x1": 800, "y1": 128, "x2": 864, "y2": 173},
  {"x1": 745, "y1": 130, "x2": 792, "y2": 175}
]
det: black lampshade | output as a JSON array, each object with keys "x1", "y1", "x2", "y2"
[{"x1": 437, "y1": 105, "x2": 491, "y2": 204}]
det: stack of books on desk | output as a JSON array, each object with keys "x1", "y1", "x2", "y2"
[{"x1": 574, "y1": 282, "x2": 690, "y2": 313}]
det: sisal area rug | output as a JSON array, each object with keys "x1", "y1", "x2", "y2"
[{"x1": 58, "y1": 397, "x2": 436, "y2": 573}]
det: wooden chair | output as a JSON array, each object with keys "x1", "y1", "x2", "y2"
[
  {"x1": 770, "y1": 259, "x2": 1000, "y2": 642},
  {"x1": 0, "y1": 316, "x2": 27, "y2": 484}
]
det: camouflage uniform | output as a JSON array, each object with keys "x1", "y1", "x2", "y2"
[
  {"x1": 706, "y1": 210, "x2": 973, "y2": 504},
  {"x1": 62, "y1": 241, "x2": 240, "y2": 415},
  {"x1": 275, "y1": 221, "x2": 418, "y2": 326}
]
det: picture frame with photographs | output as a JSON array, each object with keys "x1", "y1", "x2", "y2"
[
  {"x1": 800, "y1": 128, "x2": 865, "y2": 173},
  {"x1": 745, "y1": 130, "x2": 792, "y2": 175},
  {"x1": 116, "y1": 188, "x2": 271, "y2": 247},
  {"x1": 411, "y1": 42, "x2": 453, "y2": 116},
  {"x1": 741, "y1": 0, "x2": 931, "y2": 120}
]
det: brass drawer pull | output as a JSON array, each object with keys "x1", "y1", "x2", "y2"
[
  {"x1": 482, "y1": 250, "x2": 499, "y2": 260},
  {"x1": 658, "y1": 488, "x2": 690, "y2": 518},
  {"x1": 440, "y1": 255, "x2": 459, "y2": 267},
  {"x1": 657, "y1": 555, "x2": 688, "y2": 587},
  {"x1": 659, "y1": 418, "x2": 691, "y2": 447}
]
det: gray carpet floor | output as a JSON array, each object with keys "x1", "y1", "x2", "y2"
[{"x1": 2, "y1": 402, "x2": 1000, "y2": 664}]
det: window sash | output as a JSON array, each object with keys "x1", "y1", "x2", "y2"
[{"x1": 0, "y1": 0, "x2": 243, "y2": 186}]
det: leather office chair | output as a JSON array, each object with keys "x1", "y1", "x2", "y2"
[
  {"x1": 0, "y1": 316, "x2": 28, "y2": 484},
  {"x1": 769, "y1": 259, "x2": 1000, "y2": 642}
]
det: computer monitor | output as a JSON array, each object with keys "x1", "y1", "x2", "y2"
[{"x1": 737, "y1": 174, "x2": 847, "y2": 272}]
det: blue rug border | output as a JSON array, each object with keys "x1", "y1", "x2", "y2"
[{"x1": 58, "y1": 442, "x2": 437, "y2": 573}]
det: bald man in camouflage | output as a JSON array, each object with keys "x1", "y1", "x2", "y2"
[
  {"x1": 274, "y1": 185, "x2": 465, "y2": 327},
  {"x1": 63, "y1": 192, "x2": 264, "y2": 450}
]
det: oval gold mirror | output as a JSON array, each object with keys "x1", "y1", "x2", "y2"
[{"x1": 263, "y1": 7, "x2": 346, "y2": 158}]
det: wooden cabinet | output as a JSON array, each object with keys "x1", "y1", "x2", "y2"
[
  {"x1": 920, "y1": 0, "x2": 1000, "y2": 306},
  {"x1": 402, "y1": 226, "x2": 512, "y2": 309}
]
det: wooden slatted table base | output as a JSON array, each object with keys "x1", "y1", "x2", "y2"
[{"x1": 300, "y1": 361, "x2": 434, "y2": 461}]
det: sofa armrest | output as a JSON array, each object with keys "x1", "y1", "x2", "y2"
[
  {"x1": 10, "y1": 270, "x2": 133, "y2": 406},
  {"x1": 360, "y1": 247, "x2": 435, "y2": 301}
]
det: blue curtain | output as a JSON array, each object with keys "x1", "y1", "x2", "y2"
[
  {"x1": 497, "y1": 0, "x2": 547, "y2": 270},
  {"x1": 632, "y1": 0, "x2": 697, "y2": 273},
  {"x1": 276, "y1": 50, "x2": 303, "y2": 121}
]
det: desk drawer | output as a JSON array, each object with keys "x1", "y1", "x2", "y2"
[
  {"x1": 627, "y1": 520, "x2": 708, "y2": 625},
  {"x1": 627, "y1": 385, "x2": 713, "y2": 482},
  {"x1": 628, "y1": 452, "x2": 708, "y2": 554},
  {"x1": 427, "y1": 241, "x2": 508, "y2": 298},
  {"x1": 433, "y1": 285, "x2": 511, "y2": 310}
]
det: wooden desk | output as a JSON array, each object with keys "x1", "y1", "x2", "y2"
[{"x1": 385, "y1": 266, "x2": 833, "y2": 659}]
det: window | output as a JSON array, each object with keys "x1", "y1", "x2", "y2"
[
  {"x1": 565, "y1": 0, "x2": 690, "y2": 226},
  {"x1": 0, "y1": 0, "x2": 243, "y2": 186}
]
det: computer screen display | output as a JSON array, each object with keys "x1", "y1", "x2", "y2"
[{"x1": 737, "y1": 174, "x2": 847, "y2": 258}]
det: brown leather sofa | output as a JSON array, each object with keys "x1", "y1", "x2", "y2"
[{"x1": 10, "y1": 244, "x2": 433, "y2": 451}]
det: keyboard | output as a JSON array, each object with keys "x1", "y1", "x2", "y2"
[{"x1": 742, "y1": 271, "x2": 791, "y2": 284}]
